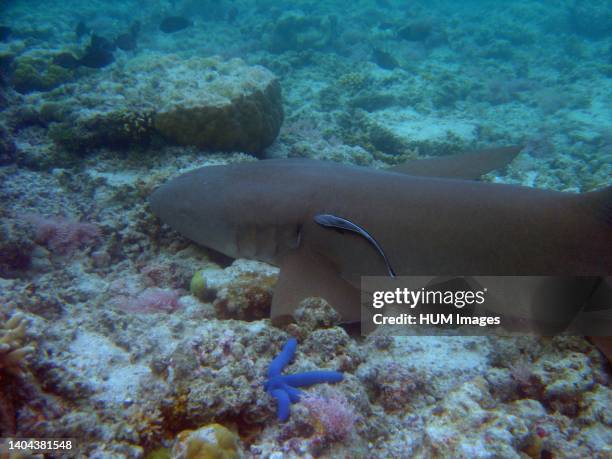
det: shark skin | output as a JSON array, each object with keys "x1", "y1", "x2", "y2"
[{"x1": 149, "y1": 149, "x2": 612, "y2": 327}]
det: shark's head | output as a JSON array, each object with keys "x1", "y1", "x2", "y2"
[{"x1": 149, "y1": 162, "x2": 306, "y2": 263}]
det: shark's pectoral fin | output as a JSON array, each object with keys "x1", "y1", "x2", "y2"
[
  {"x1": 388, "y1": 146, "x2": 521, "y2": 180},
  {"x1": 588, "y1": 337, "x2": 612, "y2": 363},
  {"x1": 271, "y1": 247, "x2": 361, "y2": 326}
]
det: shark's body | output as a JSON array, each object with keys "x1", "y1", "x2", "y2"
[{"x1": 150, "y1": 150, "x2": 611, "y2": 324}]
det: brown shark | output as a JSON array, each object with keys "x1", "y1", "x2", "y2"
[{"x1": 149, "y1": 147, "x2": 611, "y2": 327}]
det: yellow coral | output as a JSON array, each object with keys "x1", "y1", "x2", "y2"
[
  {"x1": 190, "y1": 270, "x2": 208, "y2": 301},
  {"x1": 0, "y1": 314, "x2": 34, "y2": 378},
  {"x1": 171, "y1": 424, "x2": 241, "y2": 459}
]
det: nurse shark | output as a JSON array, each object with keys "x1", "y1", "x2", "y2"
[{"x1": 149, "y1": 147, "x2": 611, "y2": 347}]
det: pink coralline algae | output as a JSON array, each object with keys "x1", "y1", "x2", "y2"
[
  {"x1": 21, "y1": 214, "x2": 101, "y2": 255},
  {"x1": 119, "y1": 288, "x2": 182, "y2": 314},
  {"x1": 301, "y1": 390, "x2": 356, "y2": 442}
]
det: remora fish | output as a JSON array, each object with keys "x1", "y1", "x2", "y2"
[{"x1": 149, "y1": 147, "x2": 611, "y2": 326}]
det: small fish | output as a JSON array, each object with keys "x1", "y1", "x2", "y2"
[
  {"x1": 52, "y1": 52, "x2": 80, "y2": 69},
  {"x1": 378, "y1": 22, "x2": 396, "y2": 31},
  {"x1": 372, "y1": 48, "x2": 399, "y2": 70},
  {"x1": 75, "y1": 21, "x2": 89, "y2": 39},
  {"x1": 115, "y1": 21, "x2": 141, "y2": 51},
  {"x1": 227, "y1": 7, "x2": 239, "y2": 23},
  {"x1": 129, "y1": 21, "x2": 141, "y2": 38},
  {"x1": 397, "y1": 21, "x2": 432, "y2": 41},
  {"x1": 89, "y1": 34, "x2": 116, "y2": 53},
  {"x1": 79, "y1": 47, "x2": 114, "y2": 68},
  {"x1": 78, "y1": 34, "x2": 116, "y2": 68},
  {"x1": 115, "y1": 33, "x2": 136, "y2": 51},
  {"x1": 53, "y1": 33, "x2": 117, "y2": 70},
  {"x1": 160, "y1": 16, "x2": 193, "y2": 33}
]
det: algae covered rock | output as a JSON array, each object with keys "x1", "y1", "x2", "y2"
[
  {"x1": 367, "y1": 107, "x2": 476, "y2": 156},
  {"x1": 189, "y1": 259, "x2": 278, "y2": 321},
  {"x1": 153, "y1": 57, "x2": 283, "y2": 154},
  {"x1": 38, "y1": 54, "x2": 282, "y2": 155},
  {"x1": 50, "y1": 110, "x2": 155, "y2": 154},
  {"x1": 12, "y1": 57, "x2": 73, "y2": 94},
  {"x1": 569, "y1": 3, "x2": 612, "y2": 40},
  {"x1": 0, "y1": 125, "x2": 16, "y2": 165}
]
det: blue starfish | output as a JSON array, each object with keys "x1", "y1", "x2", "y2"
[{"x1": 264, "y1": 337, "x2": 343, "y2": 421}]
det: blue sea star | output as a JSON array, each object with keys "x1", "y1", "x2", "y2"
[{"x1": 264, "y1": 337, "x2": 343, "y2": 421}]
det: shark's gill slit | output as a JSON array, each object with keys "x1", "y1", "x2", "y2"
[
  {"x1": 296, "y1": 224, "x2": 302, "y2": 247},
  {"x1": 313, "y1": 213, "x2": 397, "y2": 278}
]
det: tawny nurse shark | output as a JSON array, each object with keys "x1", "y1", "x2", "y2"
[{"x1": 149, "y1": 147, "x2": 612, "y2": 326}]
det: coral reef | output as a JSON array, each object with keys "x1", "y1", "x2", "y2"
[
  {"x1": 0, "y1": 217, "x2": 34, "y2": 279},
  {"x1": 0, "y1": 313, "x2": 33, "y2": 379},
  {"x1": 568, "y1": 3, "x2": 612, "y2": 40},
  {"x1": 29, "y1": 55, "x2": 283, "y2": 155},
  {"x1": 20, "y1": 213, "x2": 101, "y2": 255},
  {"x1": 171, "y1": 423, "x2": 243, "y2": 459},
  {"x1": 0, "y1": 312, "x2": 34, "y2": 436},
  {"x1": 50, "y1": 110, "x2": 156, "y2": 153},
  {"x1": 116, "y1": 288, "x2": 183, "y2": 314},
  {"x1": 360, "y1": 360, "x2": 430, "y2": 412},
  {"x1": 0, "y1": 125, "x2": 16, "y2": 165},
  {"x1": 301, "y1": 389, "x2": 356, "y2": 442},
  {"x1": 154, "y1": 58, "x2": 283, "y2": 154},
  {"x1": 191, "y1": 260, "x2": 278, "y2": 321},
  {"x1": 11, "y1": 58, "x2": 73, "y2": 94},
  {"x1": 291, "y1": 297, "x2": 342, "y2": 334}
]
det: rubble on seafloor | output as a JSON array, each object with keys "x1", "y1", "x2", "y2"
[
  {"x1": 0, "y1": 222, "x2": 610, "y2": 457},
  {"x1": 11, "y1": 54, "x2": 283, "y2": 157}
]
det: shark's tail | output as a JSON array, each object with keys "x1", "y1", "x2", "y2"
[{"x1": 578, "y1": 185, "x2": 612, "y2": 272}]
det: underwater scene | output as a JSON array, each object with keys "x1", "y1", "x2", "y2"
[{"x1": 0, "y1": 0, "x2": 611, "y2": 457}]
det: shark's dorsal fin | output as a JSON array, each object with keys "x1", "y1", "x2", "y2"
[
  {"x1": 271, "y1": 246, "x2": 361, "y2": 325},
  {"x1": 388, "y1": 146, "x2": 522, "y2": 180}
]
